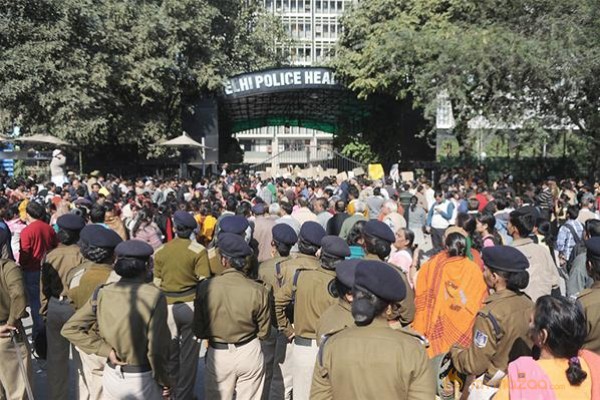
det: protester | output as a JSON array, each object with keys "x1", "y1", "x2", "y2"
[
  {"x1": 413, "y1": 232, "x2": 488, "y2": 358},
  {"x1": 495, "y1": 296, "x2": 600, "y2": 399}
]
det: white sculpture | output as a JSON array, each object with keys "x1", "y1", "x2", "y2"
[{"x1": 50, "y1": 149, "x2": 68, "y2": 186}]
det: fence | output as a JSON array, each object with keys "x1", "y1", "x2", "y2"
[{"x1": 249, "y1": 146, "x2": 365, "y2": 173}]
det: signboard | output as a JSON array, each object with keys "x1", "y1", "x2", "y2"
[{"x1": 223, "y1": 67, "x2": 341, "y2": 98}]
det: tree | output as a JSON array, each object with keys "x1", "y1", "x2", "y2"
[
  {"x1": 0, "y1": 0, "x2": 286, "y2": 168},
  {"x1": 333, "y1": 0, "x2": 600, "y2": 174}
]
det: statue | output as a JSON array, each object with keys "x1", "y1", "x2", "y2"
[{"x1": 50, "y1": 149, "x2": 67, "y2": 186}]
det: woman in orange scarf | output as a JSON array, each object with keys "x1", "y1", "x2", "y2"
[{"x1": 413, "y1": 232, "x2": 488, "y2": 358}]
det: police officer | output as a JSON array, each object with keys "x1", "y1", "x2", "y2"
[
  {"x1": 208, "y1": 215, "x2": 250, "y2": 276},
  {"x1": 311, "y1": 260, "x2": 435, "y2": 399},
  {"x1": 577, "y1": 237, "x2": 600, "y2": 352},
  {"x1": 67, "y1": 224, "x2": 123, "y2": 400},
  {"x1": 270, "y1": 221, "x2": 324, "y2": 399},
  {"x1": 257, "y1": 223, "x2": 297, "y2": 400},
  {"x1": 62, "y1": 240, "x2": 171, "y2": 399},
  {"x1": 362, "y1": 219, "x2": 415, "y2": 325},
  {"x1": 0, "y1": 255, "x2": 30, "y2": 399},
  {"x1": 275, "y1": 234, "x2": 350, "y2": 400},
  {"x1": 449, "y1": 246, "x2": 533, "y2": 398},
  {"x1": 316, "y1": 259, "x2": 360, "y2": 345},
  {"x1": 40, "y1": 213, "x2": 85, "y2": 400},
  {"x1": 194, "y1": 233, "x2": 270, "y2": 400},
  {"x1": 154, "y1": 210, "x2": 210, "y2": 400}
]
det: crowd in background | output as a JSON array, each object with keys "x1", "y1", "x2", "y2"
[{"x1": 2, "y1": 164, "x2": 600, "y2": 399}]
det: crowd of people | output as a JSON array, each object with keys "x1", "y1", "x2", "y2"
[{"x1": 1, "y1": 165, "x2": 600, "y2": 399}]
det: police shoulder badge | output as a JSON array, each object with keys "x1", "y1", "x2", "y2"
[{"x1": 474, "y1": 330, "x2": 488, "y2": 348}]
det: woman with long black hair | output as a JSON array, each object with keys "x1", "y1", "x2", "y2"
[{"x1": 495, "y1": 296, "x2": 600, "y2": 399}]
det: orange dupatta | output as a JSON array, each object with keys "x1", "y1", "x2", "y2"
[{"x1": 413, "y1": 252, "x2": 488, "y2": 358}]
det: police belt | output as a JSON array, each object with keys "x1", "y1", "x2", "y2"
[
  {"x1": 294, "y1": 336, "x2": 316, "y2": 346},
  {"x1": 106, "y1": 361, "x2": 152, "y2": 373},
  {"x1": 209, "y1": 335, "x2": 256, "y2": 350},
  {"x1": 162, "y1": 287, "x2": 196, "y2": 298}
]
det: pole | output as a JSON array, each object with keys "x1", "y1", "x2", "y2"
[
  {"x1": 10, "y1": 330, "x2": 34, "y2": 400},
  {"x1": 79, "y1": 150, "x2": 83, "y2": 175}
]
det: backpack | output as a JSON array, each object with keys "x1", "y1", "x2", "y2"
[{"x1": 564, "y1": 223, "x2": 586, "y2": 274}]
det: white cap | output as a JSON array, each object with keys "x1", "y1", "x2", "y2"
[{"x1": 52, "y1": 149, "x2": 62, "y2": 157}]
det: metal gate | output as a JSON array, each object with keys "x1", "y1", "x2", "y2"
[{"x1": 249, "y1": 146, "x2": 365, "y2": 174}]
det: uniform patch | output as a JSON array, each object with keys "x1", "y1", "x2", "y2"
[
  {"x1": 474, "y1": 330, "x2": 488, "y2": 348},
  {"x1": 188, "y1": 241, "x2": 205, "y2": 254}
]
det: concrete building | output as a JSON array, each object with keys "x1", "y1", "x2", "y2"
[{"x1": 234, "y1": 1, "x2": 357, "y2": 167}]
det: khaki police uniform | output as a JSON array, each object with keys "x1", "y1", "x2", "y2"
[
  {"x1": 0, "y1": 259, "x2": 31, "y2": 400},
  {"x1": 68, "y1": 260, "x2": 116, "y2": 400},
  {"x1": 271, "y1": 253, "x2": 320, "y2": 399},
  {"x1": 365, "y1": 253, "x2": 416, "y2": 325},
  {"x1": 154, "y1": 237, "x2": 210, "y2": 400},
  {"x1": 315, "y1": 299, "x2": 354, "y2": 346},
  {"x1": 450, "y1": 290, "x2": 534, "y2": 396},
  {"x1": 208, "y1": 246, "x2": 226, "y2": 276},
  {"x1": 311, "y1": 317, "x2": 435, "y2": 400},
  {"x1": 257, "y1": 254, "x2": 293, "y2": 400},
  {"x1": 62, "y1": 278, "x2": 171, "y2": 399},
  {"x1": 274, "y1": 262, "x2": 337, "y2": 400},
  {"x1": 577, "y1": 281, "x2": 600, "y2": 353},
  {"x1": 40, "y1": 243, "x2": 84, "y2": 400},
  {"x1": 194, "y1": 268, "x2": 271, "y2": 400}
]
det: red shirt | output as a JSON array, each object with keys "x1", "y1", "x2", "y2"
[
  {"x1": 19, "y1": 220, "x2": 58, "y2": 271},
  {"x1": 476, "y1": 193, "x2": 489, "y2": 213}
]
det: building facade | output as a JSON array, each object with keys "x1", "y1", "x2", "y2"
[{"x1": 235, "y1": 0, "x2": 357, "y2": 167}]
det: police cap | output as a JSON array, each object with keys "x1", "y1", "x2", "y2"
[
  {"x1": 335, "y1": 259, "x2": 361, "y2": 288},
  {"x1": 272, "y1": 224, "x2": 298, "y2": 246},
  {"x1": 321, "y1": 235, "x2": 351, "y2": 259},
  {"x1": 251, "y1": 203, "x2": 266, "y2": 215},
  {"x1": 219, "y1": 215, "x2": 249, "y2": 235},
  {"x1": 80, "y1": 225, "x2": 123, "y2": 248},
  {"x1": 482, "y1": 245, "x2": 529, "y2": 272},
  {"x1": 115, "y1": 240, "x2": 154, "y2": 258},
  {"x1": 219, "y1": 233, "x2": 253, "y2": 258},
  {"x1": 299, "y1": 221, "x2": 326, "y2": 246},
  {"x1": 586, "y1": 237, "x2": 600, "y2": 261},
  {"x1": 173, "y1": 211, "x2": 198, "y2": 229},
  {"x1": 363, "y1": 220, "x2": 395, "y2": 243},
  {"x1": 57, "y1": 214, "x2": 86, "y2": 231},
  {"x1": 355, "y1": 260, "x2": 406, "y2": 302}
]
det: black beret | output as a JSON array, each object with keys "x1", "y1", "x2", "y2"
[
  {"x1": 586, "y1": 237, "x2": 600, "y2": 260},
  {"x1": 321, "y1": 235, "x2": 351, "y2": 258},
  {"x1": 299, "y1": 221, "x2": 326, "y2": 246},
  {"x1": 57, "y1": 214, "x2": 86, "y2": 231},
  {"x1": 173, "y1": 211, "x2": 198, "y2": 229},
  {"x1": 482, "y1": 246, "x2": 529, "y2": 272},
  {"x1": 251, "y1": 203, "x2": 266, "y2": 215},
  {"x1": 115, "y1": 240, "x2": 154, "y2": 258},
  {"x1": 219, "y1": 233, "x2": 253, "y2": 258},
  {"x1": 355, "y1": 260, "x2": 406, "y2": 302},
  {"x1": 363, "y1": 220, "x2": 395, "y2": 243},
  {"x1": 220, "y1": 215, "x2": 249, "y2": 235},
  {"x1": 272, "y1": 224, "x2": 298, "y2": 246},
  {"x1": 335, "y1": 259, "x2": 361, "y2": 288},
  {"x1": 80, "y1": 225, "x2": 123, "y2": 248}
]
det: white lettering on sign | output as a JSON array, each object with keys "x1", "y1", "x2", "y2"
[
  {"x1": 304, "y1": 70, "x2": 313, "y2": 84},
  {"x1": 255, "y1": 75, "x2": 264, "y2": 89},
  {"x1": 223, "y1": 68, "x2": 339, "y2": 96}
]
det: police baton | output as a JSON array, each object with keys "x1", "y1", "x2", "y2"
[{"x1": 9, "y1": 330, "x2": 35, "y2": 400}]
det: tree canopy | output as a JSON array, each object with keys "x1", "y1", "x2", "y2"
[
  {"x1": 0, "y1": 0, "x2": 286, "y2": 164},
  {"x1": 333, "y1": 0, "x2": 600, "y2": 171}
]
